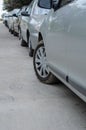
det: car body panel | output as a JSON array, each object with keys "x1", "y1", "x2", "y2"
[{"x1": 40, "y1": 0, "x2": 86, "y2": 102}]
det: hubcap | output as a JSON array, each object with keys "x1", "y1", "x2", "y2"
[{"x1": 35, "y1": 46, "x2": 49, "y2": 78}]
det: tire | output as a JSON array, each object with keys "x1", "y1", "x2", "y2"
[
  {"x1": 33, "y1": 41, "x2": 58, "y2": 84},
  {"x1": 29, "y1": 47, "x2": 34, "y2": 57},
  {"x1": 13, "y1": 31, "x2": 17, "y2": 36},
  {"x1": 21, "y1": 37, "x2": 28, "y2": 47},
  {"x1": 10, "y1": 29, "x2": 13, "y2": 34},
  {"x1": 18, "y1": 28, "x2": 21, "y2": 40},
  {"x1": 9, "y1": 29, "x2": 11, "y2": 32},
  {"x1": 28, "y1": 37, "x2": 34, "y2": 57}
]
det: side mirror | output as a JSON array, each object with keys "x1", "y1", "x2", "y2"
[
  {"x1": 21, "y1": 11, "x2": 30, "y2": 17},
  {"x1": 13, "y1": 14, "x2": 17, "y2": 17}
]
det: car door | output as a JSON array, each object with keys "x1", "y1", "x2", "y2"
[
  {"x1": 45, "y1": 0, "x2": 74, "y2": 80},
  {"x1": 65, "y1": 0, "x2": 86, "y2": 98}
]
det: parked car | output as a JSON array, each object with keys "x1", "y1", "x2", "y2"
[
  {"x1": 20, "y1": 0, "x2": 51, "y2": 57},
  {"x1": 11, "y1": 9, "x2": 21, "y2": 35},
  {"x1": 18, "y1": 6, "x2": 28, "y2": 38},
  {"x1": 2, "y1": 12, "x2": 9, "y2": 27},
  {"x1": 12, "y1": 9, "x2": 21, "y2": 35},
  {"x1": 8, "y1": 9, "x2": 20, "y2": 34},
  {"x1": 19, "y1": 3, "x2": 33, "y2": 45},
  {"x1": 33, "y1": 0, "x2": 86, "y2": 102},
  {"x1": 8, "y1": 11, "x2": 13, "y2": 32},
  {"x1": 13, "y1": 6, "x2": 28, "y2": 36}
]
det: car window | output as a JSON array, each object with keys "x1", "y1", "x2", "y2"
[
  {"x1": 32, "y1": 3, "x2": 49, "y2": 15},
  {"x1": 38, "y1": 0, "x2": 51, "y2": 9}
]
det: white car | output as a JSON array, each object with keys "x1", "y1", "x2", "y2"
[
  {"x1": 20, "y1": 3, "x2": 33, "y2": 47},
  {"x1": 33, "y1": 0, "x2": 86, "y2": 102},
  {"x1": 2, "y1": 12, "x2": 9, "y2": 27},
  {"x1": 8, "y1": 10, "x2": 14, "y2": 33},
  {"x1": 18, "y1": 6, "x2": 28, "y2": 38},
  {"x1": 8, "y1": 9, "x2": 20, "y2": 34},
  {"x1": 12, "y1": 9, "x2": 21, "y2": 35},
  {"x1": 20, "y1": 0, "x2": 50, "y2": 57},
  {"x1": 13, "y1": 6, "x2": 28, "y2": 36}
]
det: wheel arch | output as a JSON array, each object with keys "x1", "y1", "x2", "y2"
[{"x1": 38, "y1": 32, "x2": 43, "y2": 43}]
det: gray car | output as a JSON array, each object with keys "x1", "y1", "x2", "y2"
[
  {"x1": 8, "y1": 9, "x2": 20, "y2": 34},
  {"x1": 20, "y1": 0, "x2": 51, "y2": 57},
  {"x1": 2, "y1": 12, "x2": 9, "y2": 27},
  {"x1": 11, "y1": 9, "x2": 20, "y2": 35},
  {"x1": 18, "y1": 6, "x2": 28, "y2": 38},
  {"x1": 20, "y1": 2, "x2": 33, "y2": 50},
  {"x1": 33, "y1": 0, "x2": 86, "y2": 102}
]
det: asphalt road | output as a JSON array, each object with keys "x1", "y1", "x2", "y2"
[{"x1": 0, "y1": 23, "x2": 86, "y2": 130}]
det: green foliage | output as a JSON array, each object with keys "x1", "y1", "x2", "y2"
[{"x1": 3, "y1": 0, "x2": 33, "y2": 11}]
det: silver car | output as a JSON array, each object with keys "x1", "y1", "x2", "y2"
[
  {"x1": 8, "y1": 9, "x2": 20, "y2": 34},
  {"x1": 18, "y1": 6, "x2": 28, "y2": 38},
  {"x1": 20, "y1": 0, "x2": 51, "y2": 57},
  {"x1": 11, "y1": 9, "x2": 20, "y2": 35},
  {"x1": 2, "y1": 12, "x2": 9, "y2": 27},
  {"x1": 8, "y1": 10, "x2": 14, "y2": 33},
  {"x1": 33, "y1": 0, "x2": 86, "y2": 102},
  {"x1": 20, "y1": 2, "x2": 33, "y2": 49}
]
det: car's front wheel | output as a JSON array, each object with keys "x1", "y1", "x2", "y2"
[
  {"x1": 21, "y1": 37, "x2": 28, "y2": 47},
  {"x1": 10, "y1": 29, "x2": 13, "y2": 34},
  {"x1": 33, "y1": 41, "x2": 58, "y2": 84}
]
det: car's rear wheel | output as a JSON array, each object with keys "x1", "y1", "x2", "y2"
[
  {"x1": 10, "y1": 29, "x2": 13, "y2": 34},
  {"x1": 13, "y1": 30, "x2": 17, "y2": 36},
  {"x1": 33, "y1": 41, "x2": 58, "y2": 84},
  {"x1": 21, "y1": 37, "x2": 28, "y2": 47},
  {"x1": 18, "y1": 28, "x2": 21, "y2": 40}
]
